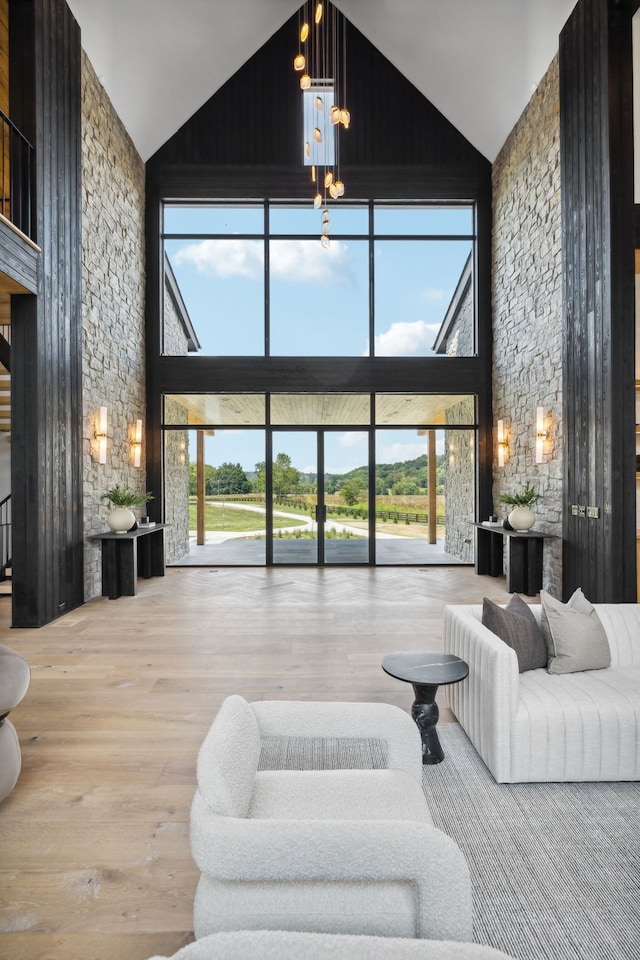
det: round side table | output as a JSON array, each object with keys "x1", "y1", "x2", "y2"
[{"x1": 382, "y1": 650, "x2": 469, "y2": 764}]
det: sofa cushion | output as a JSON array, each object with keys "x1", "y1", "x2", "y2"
[
  {"x1": 540, "y1": 591, "x2": 611, "y2": 675},
  {"x1": 196, "y1": 695, "x2": 262, "y2": 817},
  {"x1": 482, "y1": 595, "x2": 547, "y2": 672},
  {"x1": 250, "y1": 769, "x2": 433, "y2": 823}
]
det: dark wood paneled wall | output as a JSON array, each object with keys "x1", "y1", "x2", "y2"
[
  {"x1": 560, "y1": 0, "x2": 636, "y2": 601},
  {"x1": 9, "y1": 0, "x2": 83, "y2": 625},
  {"x1": 147, "y1": 7, "x2": 494, "y2": 537}
]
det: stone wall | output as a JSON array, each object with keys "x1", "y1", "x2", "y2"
[
  {"x1": 81, "y1": 52, "x2": 147, "y2": 599},
  {"x1": 444, "y1": 399, "x2": 475, "y2": 563},
  {"x1": 492, "y1": 55, "x2": 563, "y2": 597}
]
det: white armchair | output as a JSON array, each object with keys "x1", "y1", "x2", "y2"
[
  {"x1": 190, "y1": 696, "x2": 472, "y2": 941},
  {"x1": 148, "y1": 930, "x2": 516, "y2": 960}
]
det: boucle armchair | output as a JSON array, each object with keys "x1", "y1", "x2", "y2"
[
  {"x1": 0, "y1": 643, "x2": 31, "y2": 802},
  {"x1": 148, "y1": 930, "x2": 516, "y2": 960},
  {"x1": 190, "y1": 696, "x2": 472, "y2": 941}
]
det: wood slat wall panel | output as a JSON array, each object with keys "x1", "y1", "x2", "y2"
[
  {"x1": 560, "y1": 0, "x2": 635, "y2": 601},
  {"x1": 9, "y1": 0, "x2": 83, "y2": 626}
]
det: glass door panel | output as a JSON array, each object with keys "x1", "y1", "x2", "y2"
[
  {"x1": 375, "y1": 429, "x2": 431, "y2": 564},
  {"x1": 374, "y1": 428, "x2": 474, "y2": 564},
  {"x1": 324, "y1": 431, "x2": 370, "y2": 564},
  {"x1": 271, "y1": 432, "x2": 318, "y2": 564}
]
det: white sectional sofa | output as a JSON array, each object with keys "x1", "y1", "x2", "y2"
[
  {"x1": 190, "y1": 696, "x2": 472, "y2": 941},
  {"x1": 443, "y1": 603, "x2": 640, "y2": 783}
]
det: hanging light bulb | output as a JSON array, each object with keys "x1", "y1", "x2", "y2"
[
  {"x1": 311, "y1": 164, "x2": 317, "y2": 182},
  {"x1": 329, "y1": 182, "x2": 339, "y2": 199},
  {"x1": 314, "y1": 95, "x2": 324, "y2": 111},
  {"x1": 315, "y1": 3, "x2": 323, "y2": 24},
  {"x1": 314, "y1": 193, "x2": 322, "y2": 209},
  {"x1": 313, "y1": 127, "x2": 323, "y2": 143},
  {"x1": 334, "y1": 180, "x2": 345, "y2": 197},
  {"x1": 324, "y1": 170, "x2": 333, "y2": 188},
  {"x1": 305, "y1": 141, "x2": 311, "y2": 159},
  {"x1": 300, "y1": 22, "x2": 309, "y2": 42},
  {"x1": 300, "y1": 74, "x2": 311, "y2": 90},
  {"x1": 340, "y1": 108, "x2": 351, "y2": 128},
  {"x1": 293, "y1": 54, "x2": 305, "y2": 71},
  {"x1": 330, "y1": 105, "x2": 341, "y2": 125},
  {"x1": 320, "y1": 234, "x2": 330, "y2": 249},
  {"x1": 322, "y1": 210, "x2": 331, "y2": 232}
]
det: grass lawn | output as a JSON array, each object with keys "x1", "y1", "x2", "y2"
[{"x1": 189, "y1": 503, "x2": 306, "y2": 532}]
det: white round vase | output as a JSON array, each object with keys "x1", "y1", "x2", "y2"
[
  {"x1": 107, "y1": 507, "x2": 135, "y2": 534},
  {"x1": 508, "y1": 505, "x2": 536, "y2": 532}
]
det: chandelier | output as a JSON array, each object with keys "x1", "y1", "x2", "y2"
[{"x1": 293, "y1": 1, "x2": 350, "y2": 247}]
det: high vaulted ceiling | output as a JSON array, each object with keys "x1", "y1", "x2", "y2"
[{"x1": 66, "y1": 0, "x2": 577, "y2": 163}]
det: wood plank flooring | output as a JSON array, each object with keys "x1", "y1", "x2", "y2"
[{"x1": 0, "y1": 565, "x2": 510, "y2": 960}]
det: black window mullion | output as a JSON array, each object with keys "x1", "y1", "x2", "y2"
[
  {"x1": 264, "y1": 202, "x2": 270, "y2": 357},
  {"x1": 369, "y1": 201, "x2": 375, "y2": 359}
]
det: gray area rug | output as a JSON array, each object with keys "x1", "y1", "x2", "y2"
[
  {"x1": 259, "y1": 724, "x2": 640, "y2": 960},
  {"x1": 426, "y1": 724, "x2": 640, "y2": 960}
]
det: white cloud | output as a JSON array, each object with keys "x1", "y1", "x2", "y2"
[
  {"x1": 421, "y1": 288, "x2": 445, "y2": 302},
  {"x1": 339, "y1": 432, "x2": 367, "y2": 448},
  {"x1": 378, "y1": 442, "x2": 427, "y2": 463},
  {"x1": 174, "y1": 239, "x2": 263, "y2": 279},
  {"x1": 373, "y1": 320, "x2": 442, "y2": 357},
  {"x1": 173, "y1": 238, "x2": 353, "y2": 285}
]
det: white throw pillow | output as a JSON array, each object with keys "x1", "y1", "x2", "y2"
[{"x1": 540, "y1": 590, "x2": 611, "y2": 675}]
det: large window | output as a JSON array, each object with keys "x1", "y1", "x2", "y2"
[
  {"x1": 162, "y1": 201, "x2": 476, "y2": 358},
  {"x1": 162, "y1": 392, "x2": 476, "y2": 567}
]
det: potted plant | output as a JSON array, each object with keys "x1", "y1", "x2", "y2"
[
  {"x1": 102, "y1": 485, "x2": 154, "y2": 534},
  {"x1": 498, "y1": 482, "x2": 539, "y2": 532}
]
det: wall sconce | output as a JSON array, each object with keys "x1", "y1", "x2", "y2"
[
  {"x1": 132, "y1": 418, "x2": 143, "y2": 468},
  {"x1": 497, "y1": 419, "x2": 508, "y2": 467},
  {"x1": 95, "y1": 406, "x2": 108, "y2": 464},
  {"x1": 535, "y1": 407, "x2": 549, "y2": 463}
]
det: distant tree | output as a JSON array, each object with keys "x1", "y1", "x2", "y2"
[
  {"x1": 391, "y1": 479, "x2": 420, "y2": 496},
  {"x1": 211, "y1": 462, "x2": 251, "y2": 495},
  {"x1": 188, "y1": 461, "x2": 217, "y2": 496},
  {"x1": 254, "y1": 453, "x2": 302, "y2": 498},
  {"x1": 341, "y1": 479, "x2": 365, "y2": 506},
  {"x1": 273, "y1": 452, "x2": 301, "y2": 497}
]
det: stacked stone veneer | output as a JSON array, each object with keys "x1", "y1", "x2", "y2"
[
  {"x1": 81, "y1": 52, "x2": 147, "y2": 600},
  {"x1": 492, "y1": 56, "x2": 563, "y2": 596},
  {"x1": 444, "y1": 398, "x2": 475, "y2": 563},
  {"x1": 163, "y1": 302, "x2": 190, "y2": 570}
]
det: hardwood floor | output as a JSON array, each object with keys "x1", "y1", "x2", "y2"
[{"x1": 0, "y1": 565, "x2": 510, "y2": 960}]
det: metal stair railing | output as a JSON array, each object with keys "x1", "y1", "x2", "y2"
[{"x1": 0, "y1": 493, "x2": 11, "y2": 587}]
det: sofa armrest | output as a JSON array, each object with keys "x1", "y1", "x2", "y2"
[
  {"x1": 443, "y1": 605, "x2": 519, "y2": 783},
  {"x1": 250, "y1": 700, "x2": 423, "y2": 784},
  {"x1": 190, "y1": 792, "x2": 472, "y2": 942}
]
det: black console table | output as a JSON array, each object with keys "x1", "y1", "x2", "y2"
[
  {"x1": 89, "y1": 524, "x2": 167, "y2": 599},
  {"x1": 472, "y1": 522, "x2": 558, "y2": 596}
]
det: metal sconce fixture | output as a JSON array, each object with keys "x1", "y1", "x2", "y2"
[
  {"x1": 95, "y1": 406, "x2": 108, "y2": 464},
  {"x1": 132, "y1": 418, "x2": 143, "y2": 468},
  {"x1": 535, "y1": 407, "x2": 549, "y2": 463},
  {"x1": 497, "y1": 419, "x2": 508, "y2": 467}
]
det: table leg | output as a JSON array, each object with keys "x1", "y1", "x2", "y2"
[{"x1": 410, "y1": 682, "x2": 444, "y2": 764}]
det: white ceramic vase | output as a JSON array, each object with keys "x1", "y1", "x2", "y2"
[
  {"x1": 508, "y1": 505, "x2": 536, "y2": 532},
  {"x1": 107, "y1": 507, "x2": 135, "y2": 534}
]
